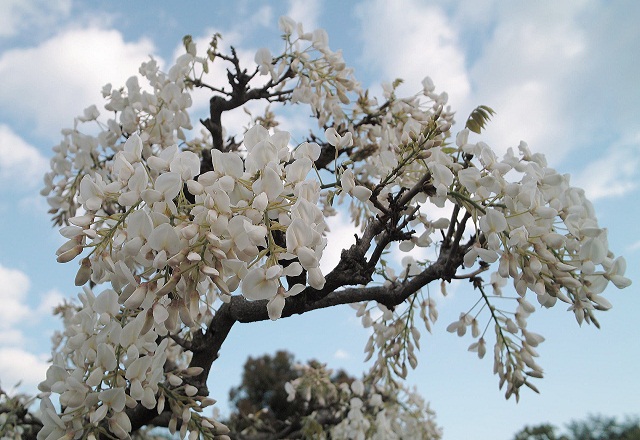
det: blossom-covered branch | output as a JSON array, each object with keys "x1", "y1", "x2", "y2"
[{"x1": 33, "y1": 15, "x2": 630, "y2": 440}]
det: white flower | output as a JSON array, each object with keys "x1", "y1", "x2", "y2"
[
  {"x1": 246, "y1": 139, "x2": 278, "y2": 173},
  {"x1": 148, "y1": 223, "x2": 183, "y2": 257},
  {"x1": 467, "y1": 338, "x2": 486, "y2": 359},
  {"x1": 242, "y1": 266, "x2": 281, "y2": 301},
  {"x1": 286, "y1": 218, "x2": 311, "y2": 252},
  {"x1": 147, "y1": 144, "x2": 178, "y2": 171},
  {"x1": 118, "y1": 164, "x2": 148, "y2": 206},
  {"x1": 91, "y1": 387, "x2": 126, "y2": 424},
  {"x1": 255, "y1": 47, "x2": 276, "y2": 79},
  {"x1": 340, "y1": 169, "x2": 372, "y2": 202},
  {"x1": 479, "y1": 208, "x2": 507, "y2": 234},
  {"x1": 312, "y1": 28, "x2": 329, "y2": 50},
  {"x1": 267, "y1": 293, "x2": 286, "y2": 320},
  {"x1": 508, "y1": 225, "x2": 529, "y2": 247},
  {"x1": 427, "y1": 162, "x2": 453, "y2": 196},
  {"x1": 307, "y1": 267, "x2": 325, "y2": 289},
  {"x1": 606, "y1": 256, "x2": 632, "y2": 288},
  {"x1": 351, "y1": 380, "x2": 364, "y2": 396},
  {"x1": 325, "y1": 127, "x2": 353, "y2": 149},
  {"x1": 464, "y1": 245, "x2": 499, "y2": 267},
  {"x1": 286, "y1": 157, "x2": 312, "y2": 184},
  {"x1": 154, "y1": 172, "x2": 182, "y2": 200},
  {"x1": 294, "y1": 142, "x2": 321, "y2": 161},
  {"x1": 579, "y1": 237, "x2": 607, "y2": 265},
  {"x1": 93, "y1": 289, "x2": 119, "y2": 317},
  {"x1": 254, "y1": 165, "x2": 284, "y2": 201},
  {"x1": 109, "y1": 411, "x2": 132, "y2": 439},
  {"x1": 79, "y1": 174, "x2": 106, "y2": 211},
  {"x1": 211, "y1": 149, "x2": 244, "y2": 178},
  {"x1": 421, "y1": 76, "x2": 435, "y2": 94},
  {"x1": 121, "y1": 133, "x2": 143, "y2": 163},
  {"x1": 170, "y1": 150, "x2": 201, "y2": 181},
  {"x1": 278, "y1": 16, "x2": 296, "y2": 35},
  {"x1": 252, "y1": 192, "x2": 269, "y2": 211}
]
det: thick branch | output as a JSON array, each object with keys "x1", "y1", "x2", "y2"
[
  {"x1": 199, "y1": 49, "x2": 294, "y2": 151},
  {"x1": 127, "y1": 225, "x2": 470, "y2": 430},
  {"x1": 129, "y1": 155, "x2": 470, "y2": 433}
]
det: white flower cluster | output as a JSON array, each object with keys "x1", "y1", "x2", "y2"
[
  {"x1": 67, "y1": 123, "x2": 328, "y2": 321},
  {"x1": 351, "y1": 123, "x2": 632, "y2": 399},
  {"x1": 270, "y1": 16, "x2": 360, "y2": 128},
  {"x1": 37, "y1": 288, "x2": 225, "y2": 440},
  {"x1": 42, "y1": 50, "x2": 199, "y2": 227},
  {"x1": 284, "y1": 363, "x2": 441, "y2": 440},
  {"x1": 356, "y1": 292, "x2": 429, "y2": 384},
  {"x1": 40, "y1": 122, "x2": 334, "y2": 437}
]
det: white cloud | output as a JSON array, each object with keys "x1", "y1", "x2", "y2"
[
  {"x1": 467, "y1": 4, "x2": 588, "y2": 164},
  {"x1": 16, "y1": 191, "x2": 50, "y2": 215},
  {"x1": 333, "y1": 349, "x2": 350, "y2": 360},
  {"x1": 0, "y1": 329, "x2": 25, "y2": 346},
  {"x1": 628, "y1": 240, "x2": 640, "y2": 252},
  {"x1": 0, "y1": 125, "x2": 48, "y2": 189},
  {"x1": 286, "y1": 0, "x2": 322, "y2": 32},
  {"x1": 0, "y1": 347, "x2": 49, "y2": 391},
  {"x1": 0, "y1": 264, "x2": 31, "y2": 329},
  {"x1": 571, "y1": 136, "x2": 640, "y2": 201},
  {"x1": 0, "y1": 265, "x2": 63, "y2": 392},
  {"x1": 0, "y1": 26, "x2": 156, "y2": 139},
  {"x1": 321, "y1": 210, "x2": 359, "y2": 275},
  {"x1": 35, "y1": 289, "x2": 65, "y2": 317},
  {"x1": 355, "y1": 0, "x2": 470, "y2": 109},
  {"x1": 247, "y1": 5, "x2": 274, "y2": 28},
  {"x1": 476, "y1": 79, "x2": 566, "y2": 161},
  {"x1": 443, "y1": 0, "x2": 498, "y2": 29},
  {"x1": 0, "y1": 0, "x2": 71, "y2": 38}
]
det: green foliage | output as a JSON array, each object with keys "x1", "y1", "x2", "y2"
[
  {"x1": 226, "y1": 351, "x2": 354, "y2": 436},
  {"x1": 465, "y1": 105, "x2": 496, "y2": 134},
  {"x1": 0, "y1": 387, "x2": 41, "y2": 439},
  {"x1": 513, "y1": 424, "x2": 566, "y2": 440},
  {"x1": 566, "y1": 415, "x2": 640, "y2": 440},
  {"x1": 228, "y1": 351, "x2": 300, "y2": 427},
  {"x1": 513, "y1": 415, "x2": 640, "y2": 440}
]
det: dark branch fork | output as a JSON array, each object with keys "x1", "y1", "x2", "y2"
[
  {"x1": 128, "y1": 46, "x2": 474, "y2": 432},
  {"x1": 129, "y1": 177, "x2": 472, "y2": 430}
]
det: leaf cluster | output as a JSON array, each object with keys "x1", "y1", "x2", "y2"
[
  {"x1": 465, "y1": 105, "x2": 496, "y2": 134},
  {"x1": 513, "y1": 415, "x2": 640, "y2": 440}
]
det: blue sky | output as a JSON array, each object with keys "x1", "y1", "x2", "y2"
[{"x1": 0, "y1": 1, "x2": 638, "y2": 439}]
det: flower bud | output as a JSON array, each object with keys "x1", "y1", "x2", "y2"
[
  {"x1": 182, "y1": 367, "x2": 204, "y2": 376},
  {"x1": 57, "y1": 245, "x2": 83, "y2": 263},
  {"x1": 75, "y1": 258, "x2": 92, "y2": 286},
  {"x1": 185, "y1": 385, "x2": 198, "y2": 396}
]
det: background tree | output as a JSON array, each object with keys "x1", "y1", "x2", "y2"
[
  {"x1": 512, "y1": 415, "x2": 640, "y2": 440},
  {"x1": 227, "y1": 351, "x2": 303, "y2": 434},
  {"x1": 513, "y1": 424, "x2": 566, "y2": 440},
  {"x1": 0, "y1": 387, "x2": 42, "y2": 439},
  {"x1": 565, "y1": 415, "x2": 640, "y2": 440},
  {"x1": 2, "y1": 14, "x2": 630, "y2": 440},
  {"x1": 224, "y1": 351, "x2": 439, "y2": 439}
]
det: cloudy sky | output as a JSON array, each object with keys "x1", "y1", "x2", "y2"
[{"x1": 0, "y1": 1, "x2": 638, "y2": 438}]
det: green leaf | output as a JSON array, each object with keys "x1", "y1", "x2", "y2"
[
  {"x1": 326, "y1": 190, "x2": 336, "y2": 206},
  {"x1": 466, "y1": 105, "x2": 496, "y2": 134}
]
